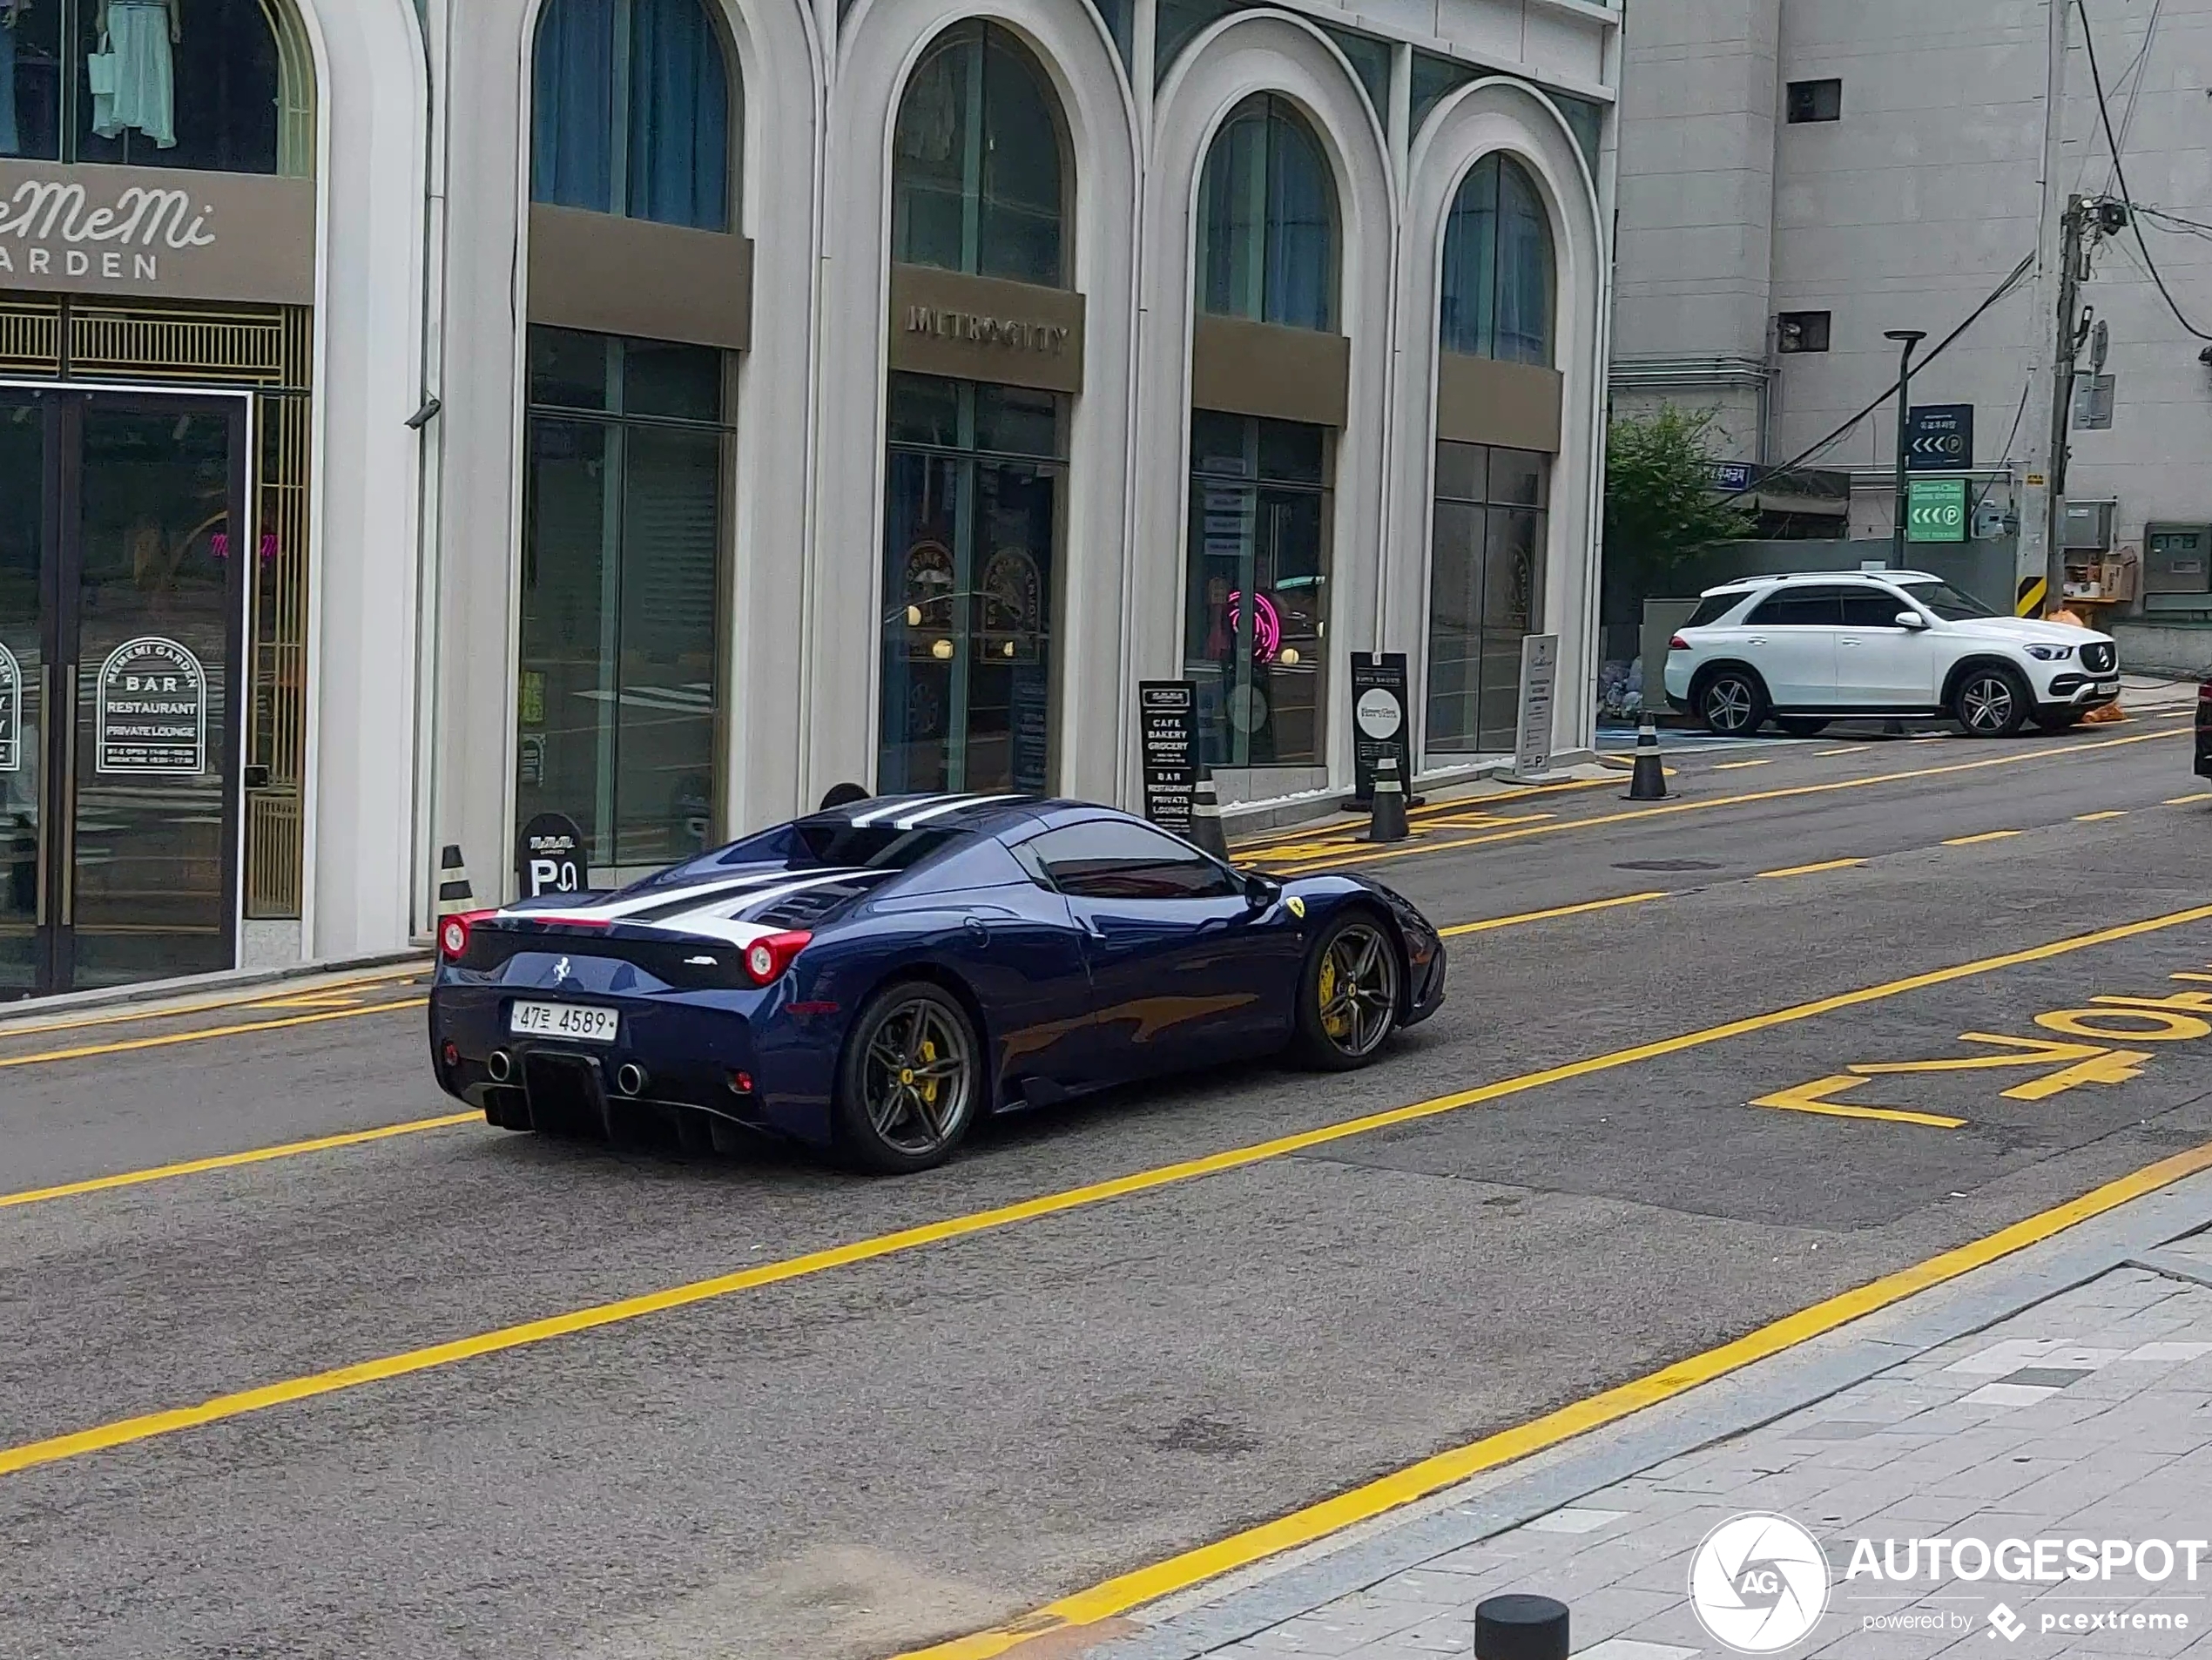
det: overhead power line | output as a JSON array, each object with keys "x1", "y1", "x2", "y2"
[
  {"x1": 2076, "y1": 0, "x2": 2212, "y2": 341},
  {"x1": 1717, "y1": 253, "x2": 2037, "y2": 505}
]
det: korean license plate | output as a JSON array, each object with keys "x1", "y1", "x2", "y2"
[
  {"x1": 509, "y1": 1001, "x2": 619, "y2": 1043},
  {"x1": 2096, "y1": 680, "x2": 2120, "y2": 695}
]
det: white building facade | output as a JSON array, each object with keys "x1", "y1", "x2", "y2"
[
  {"x1": 0, "y1": 0, "x2": 1616, "y2": 996},
  {"x1": 1613, "y1": 0, "x2": 2212, "y2": 640}
]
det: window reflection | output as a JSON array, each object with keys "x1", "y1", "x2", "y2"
[
  {"x1": 532, "y1": 0, "x2": 733, "y2": 233},
  {"x1": 518, "y1": 328, "x2": 729, "y2": 874},
  {"x1": 891, "y1": 21, "x2": 1067, "y2": 288},
  {"x1": 1196, "y1": 94, "x2": 1337, "y2": 332},
  {"x1": 879, "y1": 374, "x2": 1066, "y2": 795},
  {"x1": 1425, "y1": 440, "x2": 1548, "y2": 758},
  {"x1": 1439, "y1": 153, "x2": 1554, "y2": 364},
  {"x1": 1184, "y1": 412, "x2": 1331, "y2": 773}
]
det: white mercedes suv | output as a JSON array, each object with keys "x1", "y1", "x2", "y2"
[{"x1": 1662, "y1": 570, "x2": 2121, "y2": 739}]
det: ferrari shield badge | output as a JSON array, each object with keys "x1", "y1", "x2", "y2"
[{"x1": 1287, "y1": 896, "x2": 1306, "y2": 918}]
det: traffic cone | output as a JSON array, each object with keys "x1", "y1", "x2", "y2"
[
  {"x1": 1189, "y1": 776, "x2": 1231, "y2": 860},
  {"x1": 1628, "y1": 718, "x2": 1668, "y2": 800},
  {"x1": 437, "y1": 844, "x2": 475, "y2": 916},
  {"x1": 1368, "y1": 756, "x2": 1409, "y2": 842}
]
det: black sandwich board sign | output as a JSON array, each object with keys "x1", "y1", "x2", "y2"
[
  {"x1": 516, "y1": 813, "x2": 586, "y2": 899},
  {"x1": 1138, "y1": 680, "x2": 1199, "y2": 833}
]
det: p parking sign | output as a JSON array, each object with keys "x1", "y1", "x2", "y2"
[{"x1": 1906, "y1": 478, "x2": 1967, "y2": 544}]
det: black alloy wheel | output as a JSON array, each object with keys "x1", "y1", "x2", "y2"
[
  {"x1": 834, "y1": 981, "x2": 981, "y2": 1173},
  {"x1": 1293, "y1": 914, "x2": 1402, "y2": 1070}
]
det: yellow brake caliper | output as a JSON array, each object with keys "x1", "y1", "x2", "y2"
[
  {"x1": 916, "y1": 1036, "x2": 941, "y2": 1110},
  {"x1": 1319, "y1": 952, "x2": 1348, "y2": 1039}
]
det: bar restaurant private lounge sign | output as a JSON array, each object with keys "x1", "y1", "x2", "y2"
[
  {"x1": 97, "y1": 637, "x2": 208, "y2": 777},
  {"x1": 0, "y1": 161, "x2": 315, "y2": 306},
  {"x1": 888, "y1": 263, "x2": 1085, "y2": 395}
]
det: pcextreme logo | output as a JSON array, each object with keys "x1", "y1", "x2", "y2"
[{"x1": 1689, "y1": 1514, "x2": 1831, "y2": 1654}]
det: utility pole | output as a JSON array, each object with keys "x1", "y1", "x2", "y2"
[
  {"x1": 1885, "y1": 330, "x2": 1927, "y2": 567},
  {"x1": 2020, "y1": 0, "x2": 2071, "y2": 613},
  {"x1": 2042, "y1": 198, "x2": 2089, "y2": 612}
]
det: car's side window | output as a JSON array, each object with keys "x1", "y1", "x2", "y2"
[
  {"x1": 1747, "y1": 589, "x2": 1845, "y2": 627},
  {"x1": 1840, "y1": 590, "x2": 1912, "y2": 628},
  {"x1": 1684, "y1": 593, "x2": 1746, "y2": 628},
  {"x1": 1028, "y1": 821, "x2": 1243, "y2": 902}
]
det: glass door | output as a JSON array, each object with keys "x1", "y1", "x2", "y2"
[{"x1": 0, "y1": 387, "x2": 246, "y2": 997}]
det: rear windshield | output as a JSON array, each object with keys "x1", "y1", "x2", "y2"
[
  {"x1": 1898, "y1": 578, "x2": 1995, "y2": 621},
  {"x1": 1686, "y1": 592, "x2": 1750, "y2": 627},
  {"x1": 623, "y1": 821, "x2": 969, "y2": 893}
]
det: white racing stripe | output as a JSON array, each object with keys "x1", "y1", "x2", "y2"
[
  {"x1": 848, "y1": 793, "x2": 954, "y2": 827},
  {"x1": 891, "y1": 793, "x2": 1021, "y2": 829}
]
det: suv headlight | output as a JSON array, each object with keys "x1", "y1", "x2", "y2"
[{"x1": 2025, "y1": 644, "x2": 2075, "y2": 662}]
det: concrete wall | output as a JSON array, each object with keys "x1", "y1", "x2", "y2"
[{"x1": 1617, "y1": 0, "x2": 2212, "y2": 581}]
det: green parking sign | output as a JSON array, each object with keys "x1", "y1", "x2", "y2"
[{"x1": 1907, "y1": 478, "x2": 1967, "y2": 543}]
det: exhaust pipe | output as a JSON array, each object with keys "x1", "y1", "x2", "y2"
[
  {"x1": 487, "y1": 1049, "x2": 514, "y2": 1083},
  {"x1": 614, "y1": 1062, "x2": 648, "y2": 1098}
]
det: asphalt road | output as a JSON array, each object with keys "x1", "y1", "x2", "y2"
[{"x1": 3, "y1": 711, "x2": 2210, "y2": 1660}]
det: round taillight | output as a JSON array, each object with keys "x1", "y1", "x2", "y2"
[
  {"x1": 746, "y1": 941, "x2": 775, "y2": 980},
  {"x1": 439, "y1": 916, "x2": 468, "y2": 959}
]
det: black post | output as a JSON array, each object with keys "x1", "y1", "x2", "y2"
[
  {"x1": 1474, "y1": 1594, "x2": 1569, "y2": 1660},
  {"x1": 1885, "y1": 329, "x2": 1927, "y2": 567}
]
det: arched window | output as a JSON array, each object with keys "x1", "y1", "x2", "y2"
[
  {"x1": 1439, "y1": 153, "x2": 1554, "y2": 365},
  {"x1": 892, "y1": 21, "x2": 1067, "y2": 288},
  {"x1": 0, "y1": 0, "x2": 313, "y2": 172},
  {"x1": 1196, "y1": 95, "x2": 1337, "y2": 333},
  {"x1": 533, "y1": 0, "x2": 734, "y2": 233}
]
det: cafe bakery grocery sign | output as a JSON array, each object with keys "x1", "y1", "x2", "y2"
[
  {"x1": 97, "y1": 638, "x2": 208, "y2": 777},
  {"x1": 0, "y1": 161, "x2": 314, "y2": 306}
]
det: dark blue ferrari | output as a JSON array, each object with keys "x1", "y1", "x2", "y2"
[{"x1": 428, "y1": 794, "x2": 1445, "y2": 1173}]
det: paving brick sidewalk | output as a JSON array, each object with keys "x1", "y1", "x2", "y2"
[{"x1": 1103, "y1": 1236, "x2": 2212, "y2": 1660}]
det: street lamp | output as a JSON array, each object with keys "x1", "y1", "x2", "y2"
[{"x1": 1885, "y1": 329, "x2": 1928, "y2": 568}]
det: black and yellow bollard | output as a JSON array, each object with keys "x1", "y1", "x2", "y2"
[
  {"x1": 436, "y1": 845, "x2": 475, "y2": 916},
  {"x1": 1368, "y1": 755, "x2": 1409, "y2": 842},
  {"x1": 1189, "y1": 776, "x2": 1231, "y2": 860},
  {"x1": 1627, "y1": 717, "x2": 1668, "y2": 801}
]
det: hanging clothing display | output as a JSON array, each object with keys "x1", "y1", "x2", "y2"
[{"x1": 91, "y1": 0, "x2": 174, "y2": 150}]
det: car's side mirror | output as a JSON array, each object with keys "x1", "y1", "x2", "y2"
[
  {"x1": 1897, "y1": 611, "x2": 1930, "y2": 630},
  {"x1": 1244, "y1": 873, "x2": 1283, "y2": 909}
]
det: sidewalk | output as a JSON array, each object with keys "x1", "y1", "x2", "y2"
[{"x1": 1096, "y1": 1168, "x2": 2212, "y2": 1660}]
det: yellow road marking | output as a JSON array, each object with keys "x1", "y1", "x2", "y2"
[
  {"x1": 1228, "y1": 778, "x2": 1615, "y2": 852},
  {"x1": 894, "y1": 1135, "x2": 2212, "y2": 1659},
  {"x1": 1713, "y1": 758, "x2": 1774, "y2": 771},
  {"x1": 2075, "y1": 811, "x2": 2129, "y2": 822},
  {"x1": 6, "y1": 903, "x2": 2209, "y2": 1482},
  {"x1": 2167, "y1": 793, "x2": 2212, "y2": 806},
  {"x1": 1944, "y1": 831, "x2": 2023, "y2": 847},
  {"x1": 0, "y1": 1112, "x2": 482, "y2": 1211},
  {"x1": 1757, "y1": 859, "x2": 1865, "y2": 880},
  {"x1": 1746, "y1": 1075, "x2": 1966, "y2": 1128},
  {"x1": 1268, "y1": 729, "x2": 2184, "y2": 874},
  {"x1": 0, "y1": 966, "x2": 425, "y2": 1042},
  {"x1": 1439, "y1": 892, "x2": 1668, "y2": 937},
  {"x1": 0, "y1": 998, "x2": 428, "y2": 1070}
]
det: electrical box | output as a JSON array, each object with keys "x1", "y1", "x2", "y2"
[
  {"x1": 2064, "y1": 500, "x2": 2114, "y2": 552},
  {"x1": 2144, "y1": 523, "x2": 2212, "y2": 595}
]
